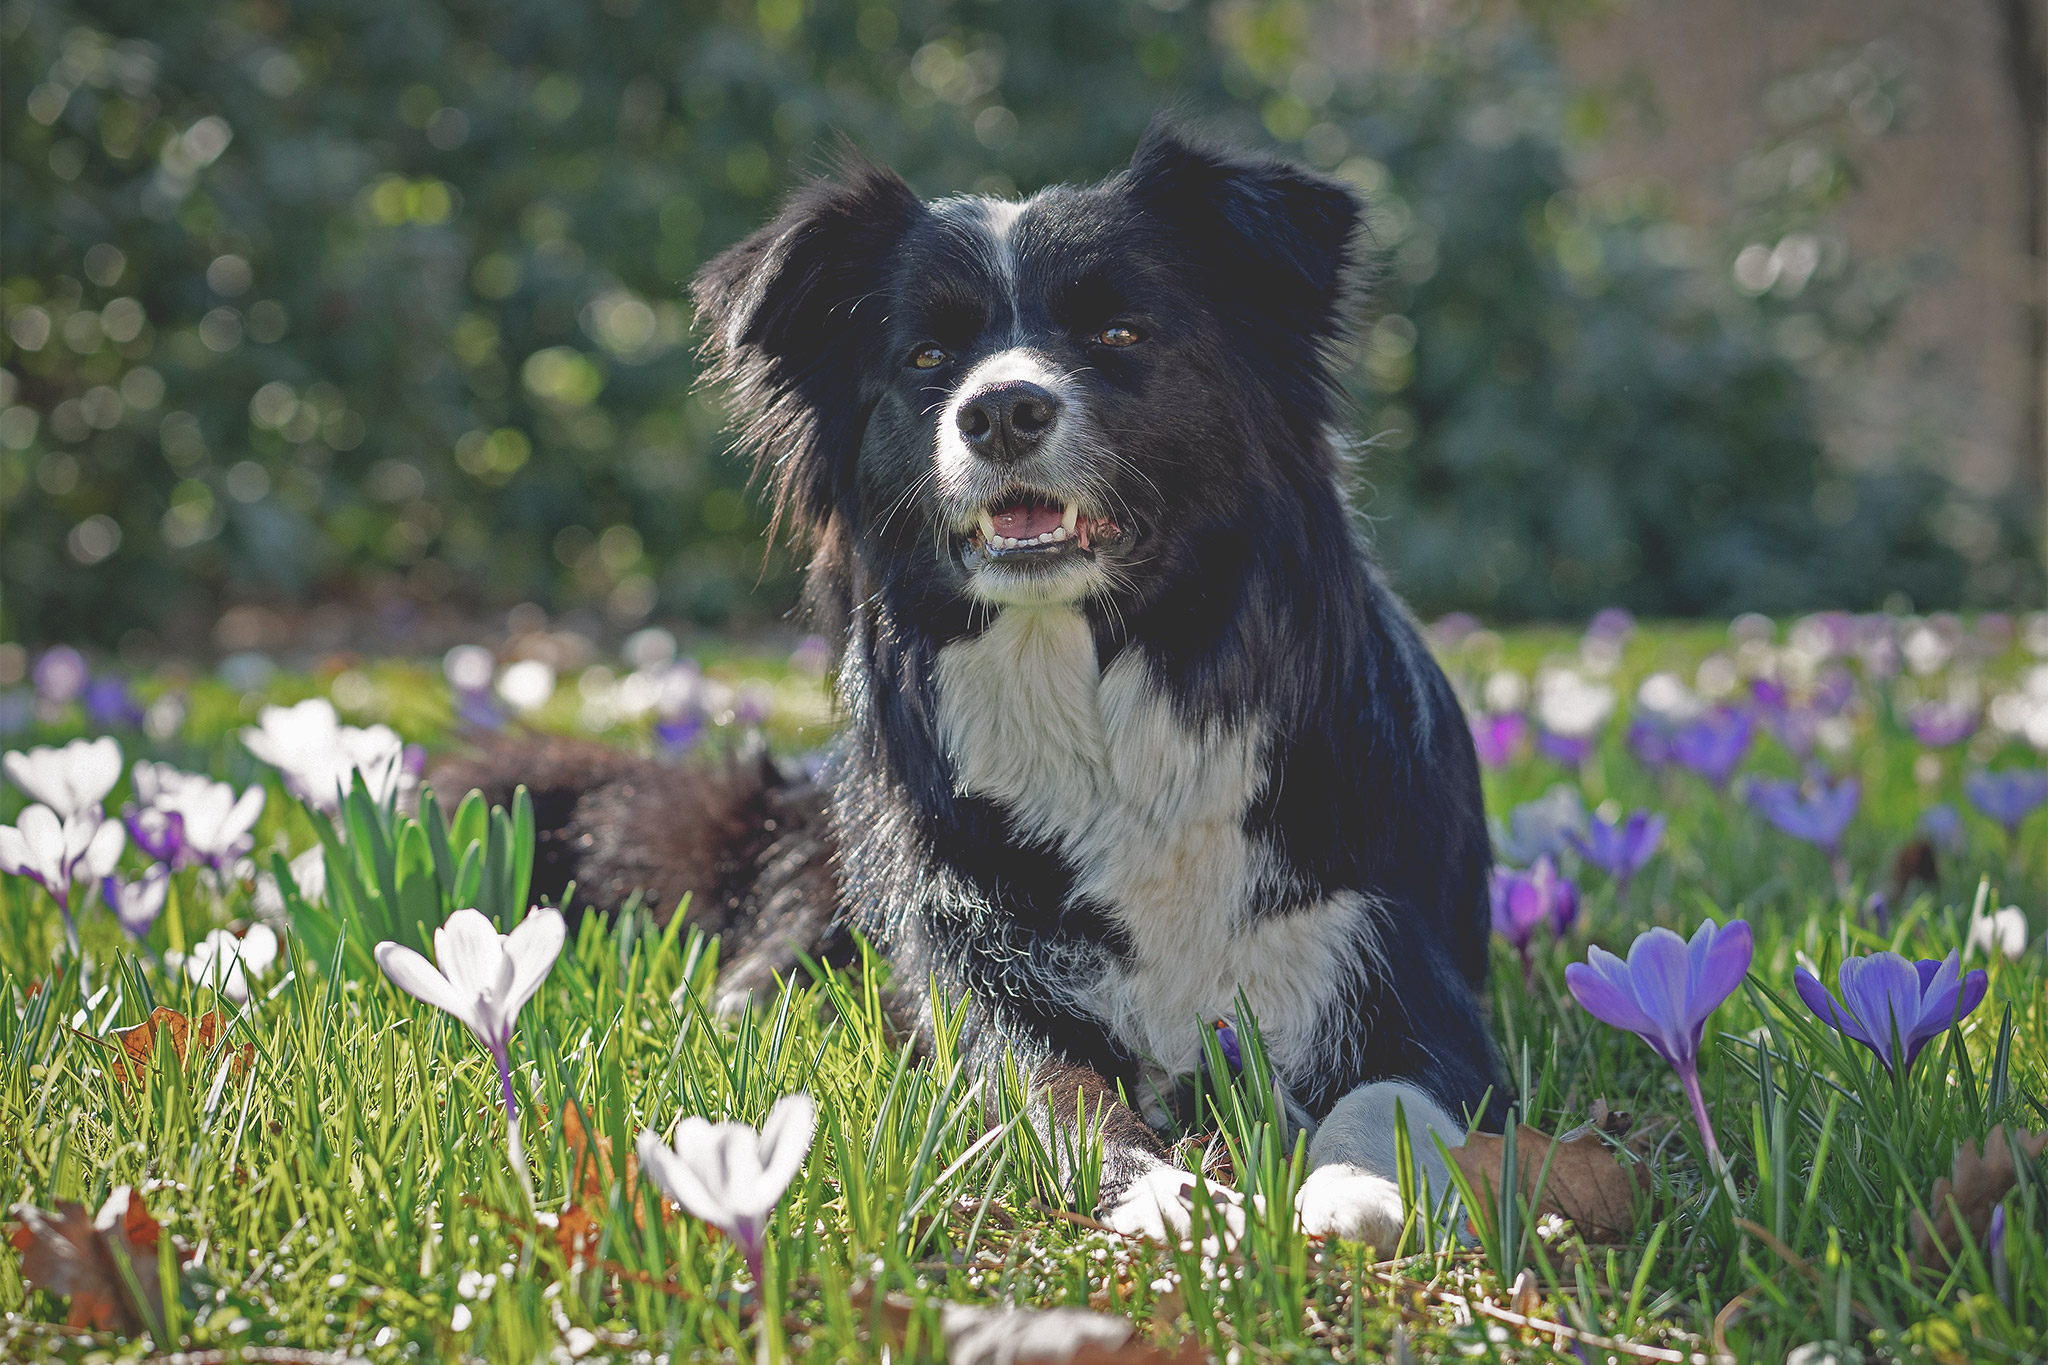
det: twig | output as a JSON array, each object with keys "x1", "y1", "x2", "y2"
[{"x1": 1365, "y1": 1267, "x2": 1733, "y2": 1365}]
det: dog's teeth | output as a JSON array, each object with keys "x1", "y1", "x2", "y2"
[
  {"x1": 978, "y1": 511, "x2": 997, "y2": 543},
  {"x1": 1051, "y1": 526, "x2": 1068, "y2": 541},
  {"x1": 1061, "y1": 502, "x2": 1080, "y2": 534}
]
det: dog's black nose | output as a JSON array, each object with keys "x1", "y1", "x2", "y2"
[{"x1": 956, "y1": 381, "x2": 1062, "y2": 461}]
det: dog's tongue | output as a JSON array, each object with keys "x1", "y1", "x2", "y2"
[{"x1": 990, "y1": 500, "x2": 1064, "y2": 540}]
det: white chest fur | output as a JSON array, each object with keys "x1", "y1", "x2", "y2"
[{"x1": 933, "y1": 606, "x2": 1370, "y2": 1089}]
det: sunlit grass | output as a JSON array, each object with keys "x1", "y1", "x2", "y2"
[{"x1": 5, "y1": 623, "x2": 2048, "y2": 1361}]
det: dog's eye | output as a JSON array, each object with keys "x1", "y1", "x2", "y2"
[
  {"x1": 909, "y1": 345, "x2": 951, "y2": 370},
  {"x1": 1094, "y1": 325, "x2": 1142, "y2": 348}
]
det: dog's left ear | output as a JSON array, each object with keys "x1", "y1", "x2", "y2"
[
  {"x1": 1124, "y1": 125, "x2": 1359, "y2": 341},
  {"x1": 693, "y1": 148, "x2": 926, "y2": 544}
]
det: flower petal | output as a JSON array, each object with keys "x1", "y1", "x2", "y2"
[
  {"x1": 1622, "y1": 926, "x2": 1696, "y2": 1063},
  {"x1": 81, "y1": 815, "x2": 125, "y2": 879},
  {"x1": 1565, "y1": 948, "x2": 1658, "y2": 1039},
  {"x1": 1835, "y1": 953, "x2": 1919, "y2": 1069},
  {"x1": 1793, "y1": 966, "x2": 1856, "y2": 1039},
  {"x1": 435, "y1": 908, "x2": 509, "y2": 1003},
  {"x1": 752, "y1": 1093, "x2": 818, "y2": 1213},
  {"x1": 504, "y1": 907, "x2": 566, "y2": 1015},
  {"x1": 638, "y1": 1120, "x2": 735, "y2": 1227},
  {"x1": 17, "y1": 804, "x2": 65, "y2": 869},
  {"x1": 375, "y1": 941, "x2": 483, "y2": 1036},
  {"x1": 1686, "y1": 919, "x2": 1752, "y2": 1034}
]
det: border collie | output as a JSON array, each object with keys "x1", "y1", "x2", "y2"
[{"x1": 441, "y1": 125, "x2": 1505, "y2": 1244}]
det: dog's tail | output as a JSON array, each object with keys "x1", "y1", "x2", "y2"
[{"x1": 427, "y1": 735, "x2": 845, "y2": 1007}]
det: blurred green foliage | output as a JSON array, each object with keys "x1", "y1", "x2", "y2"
[{"x1": 1, "y1": 0, "x2": 2033, "y2": 650}]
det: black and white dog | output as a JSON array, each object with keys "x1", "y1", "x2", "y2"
[{"x1": 448, "y1": 125, "x2": 1505, "y2": 1243}]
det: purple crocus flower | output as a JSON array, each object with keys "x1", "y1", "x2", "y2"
[
  {"x1": 1565, "y1": 919, "x2": 1752, "y2": 1174},
  {"x1": 32, "y1": 647, "x2": 88, "y2": 705},
  {"x1": 1495, "y1": 786, "x2": 1585, "y2": 865},
  {"x1": 1470, "y1": 712, "x2": 1528, "y2": 769},
  {"x1": 82, "y1": 677, "x2": 144, "y2": 730},
  {"x1": 656, "y1": 713, "x2": 705, "y2": 755},
  {"x1": 103, "y1": 864, "x2": 170, "y2": 940},
  {"x1": 1627, "y1": 716, "x2": 1676, "y2": 771},
  {"x1": 1536, "y1": 730, "x2": 1595, "y2": 766},
  {"x1": 453, "y1": 686, "x2": 504, "y2": 732},
  {"x1": 1747, "y1": 774, "x2": 1860, "y2": 856},
  {"x1": 1918, "y1": 803, "x2": 1966, "y2": 852},
  {"x1": 1906, "y1": 699, "x2": 1977, "y2": 748},
  {"x1": 125, "y1": 805, "x2": 187, "y2": 867},
  {"x1": 1491, "y1": 855, "x2": 1580, "y2": 977},
  {"x1": 1212, "y1": 1018, "x2": 1242, "y2": 1071},
  {"x1": 1963, "y1": 769, "x2": 2048, "y2": 843},
  {"x1": 1670, "y1": 707, "x2": 1753, "y2": 788},
  {"x1": 1794, "y1": 950, "x2": 1988, "y2": 1076},
  {"x1": 1567, "y1": 809, "x2": 1667, "y2": 893},
  {"x1": 1586, "y1": 607, "x2": 1635, "y2": 641}
]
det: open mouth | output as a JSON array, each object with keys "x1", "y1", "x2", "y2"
[{"x1": 961, "y1": 491, "x2": 1126, "y2": 568}]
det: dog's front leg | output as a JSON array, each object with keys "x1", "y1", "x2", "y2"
[
  {"x1": 1028, "y1": 1060, "x2": 1245, "y2": 1244},
  {"x1": 1293, "y1": 1080, "x2": 1467, "y2": 1250}
]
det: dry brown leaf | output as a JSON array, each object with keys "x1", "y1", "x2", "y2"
[
  {"x1": 106, "y1": 1006, "x2": 252, "y2": 1090},
  {"x1": 1910, "y1": 1125, "x2": 2048, "y2": 1267},
  {"x1": 8, "y1": 1187, "x2": 178, "y2": 1334},
  {"x1": 1452, "y1": 1124, "x2": 1649, "y2": 1244},
  {"x1": 560, "y1": 1097, "x2": 643, "y2": 1207}
]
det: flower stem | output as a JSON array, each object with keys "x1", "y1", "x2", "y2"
[
  {"x1": 742, "y1": 1229, "x2": 784, "y2": 1365},
  {"x1": 492, "y1": 1041, "x2": 531, "y2": 1210},
  {"x1": 1678, "y1": 1061, "x2": 1742, "y2": 1207}
]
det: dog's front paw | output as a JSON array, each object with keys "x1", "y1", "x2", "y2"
[
  {"x1": 1295, "y1": 1163, "x2": 1408, "y2": 1250},
  {"x1": 1101, "y1": 1166, "x2": 1246, "y2": 1246}
]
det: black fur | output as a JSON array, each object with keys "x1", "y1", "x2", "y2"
[
  {"x1": 448, "y1": 125, "x2": 1505, "y2": 1215},
  {"x1": 696, "y1": 125, "x2": 1504, "y2": 1193}
]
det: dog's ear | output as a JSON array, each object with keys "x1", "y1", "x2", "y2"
[
  {"x1": 693, "y1": 148, "x2": 925, "y2": 544},
  {"x1": 1124, "y1": 124, "x2": 1359, "y2": 344}
]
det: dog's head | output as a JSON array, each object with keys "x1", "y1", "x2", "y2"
[{"x1": 694, "y1": 126, "x2": 1361, "y2": 615}]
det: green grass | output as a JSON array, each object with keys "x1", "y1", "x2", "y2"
[{"x1": 5, "y1": 624, "x2": 2048, "y2": 1361}]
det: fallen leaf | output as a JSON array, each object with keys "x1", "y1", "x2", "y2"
[
  {"x1": 8, "y1": 1187, "x2": 177, "y2": 1334},
  {"x1": 1452, "y1": 1124, "x2": 1649, "y2": 1244},
  {"x1": 1911, "y1": 1125, "x2": 2048, "y2": 1268},
  {"x1": 106, "y1": 1006, "x2": 252, "y2": 1090},
  {"x1": 853, "y1": 1284, "x2": 1204, "y2": 1364},
  {"x1": 549, "y1": 1204, "x2": 602, "y2": 1265},
  {"x1": 561, "y1": 1098, "x2": 642, "y2": 1207}
]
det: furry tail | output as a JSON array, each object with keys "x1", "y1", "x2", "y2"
[{"x1": 427, "y1": 736, "x2": 846, "y2": 1007}]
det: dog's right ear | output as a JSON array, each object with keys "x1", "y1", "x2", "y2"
[{"x1": 693, "y1": 150, "x2": 925, "y2": 545}]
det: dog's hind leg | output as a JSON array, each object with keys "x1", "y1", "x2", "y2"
[{"x1": 1294, "y1": 1080, "x2": 1467, "y2": 1251}]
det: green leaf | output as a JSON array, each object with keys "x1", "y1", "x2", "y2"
[
  {"x1": 394, "y1": 820, "x2": 441, "y2": 953},
  {"x1": 421, "y1": 785, "x2": 458, "y2": 899}
]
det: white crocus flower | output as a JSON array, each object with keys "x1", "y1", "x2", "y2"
[
  {"x1": 170, "y1": 779, "x2": 266, "y2": 872},
  {"x1": 1967, "y1": 904, "x2": 2030, "y2": 962},
  {"x1": 253, "y1": 845, "x2": 327, "y2": 922},
  {"x1": 3, "y1": 736, "x2": 123, "y2": 821},
  {"x1": 242, "y1": 697, "x2": 408, "y2": 812},
  {"x1": 186, "y1": 924, "x2": 281, "y2": 1004},
  {"x1": 374, "y1": 907, "x2": 566, "y2": 1194},
  {"x1": 1534, "y1": 667, "x2": 1617, "y2": 739},
  {"x1": 130, "y1": 759, "x2": 212, "y2": 811},
  {"x1": 0, "y1": 802, "x2": 124, "y2": 951},
  {"x1": 636, "y1": 1093, "x2": 817, "y2": 1287}
]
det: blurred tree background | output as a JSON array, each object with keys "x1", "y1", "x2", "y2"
[{"x1": 1, "y1": 0, "x2": 2038, "y2": 655}]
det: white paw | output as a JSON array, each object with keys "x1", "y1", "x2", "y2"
[
  {"x1": 1101, "y1": 1166, "x2": 1246, "y2": 1247},
  {"x1": 1295, "y1": 1163, "x2": 1408, "y2": 1249}
]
